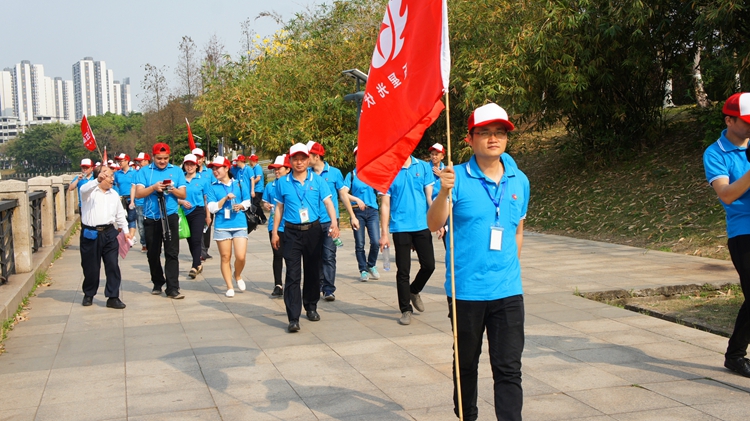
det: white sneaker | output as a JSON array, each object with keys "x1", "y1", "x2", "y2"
[
  {"x1": 237, "y1": 279, "x2": 246, "y2": 291},
  {"x1": 225, "y1": 289, "x2": 235, "y2": 297}
]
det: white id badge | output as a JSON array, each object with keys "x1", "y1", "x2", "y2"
[
  {"x1": 299, "y1": 207, "x2": 310, "y2": 223},
  {"x1": 490, "y1": 226, "x2": 504, "y2": 251},
  {"x1": 224, "y1": 208, "x2": 231, "y2": 219}
]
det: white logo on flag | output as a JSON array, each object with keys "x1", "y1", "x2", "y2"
[{"x1": 371, "y1": 0, "x2": 407, "y2": 69}]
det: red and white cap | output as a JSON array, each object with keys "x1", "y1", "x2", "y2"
[
  {"x1": 268, "y1": 154, "x2": 288, "y2": 169},
  {"x1": 290, "y1": 143, "x2": 310, "y2": 157},
  {"x1": 353, "y1": 146, "x2": 358, "y2": 155},
  {"x1": 136, "y1": 152, "x2": 150, "y2": 161},
  {"x1": 208, "y1": 156, "x2": 231, "y2": 168},
  {"x1": 183, "y1": 154, "x2": 198, "y2": 165},
  {"x1": 429, "y1": 143, "x2": 444, "y2": 153},
  {"x1": 468, "y1": 103, "x2": 515, "y2": 132},
  {"x1": 724, "y1": 93, "x2": 750, "y2": 124},
  {"x1": 191, "y1": 148, "x2": 204, "y2": 158},
  {"x1": 307, "y1": 141, "x2": 325, "y2": 156},
  {"x1": 116, "y1": 153, "x2": 130, "y2": 161},
  {"x1": 80, "y1": 158, "x2": 93, "y2": 168}
]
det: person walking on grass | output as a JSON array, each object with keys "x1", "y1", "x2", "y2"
[
  {"x1": 704, "y1": 92, "x2": 750, "y2": 378},
  {"x1": 178, "y1": 154, "x2": 212, "y2": 279},
  {"x1": 263, "y1": 154, "x2": 290, "y2": 298},
  {"x1": 206, "y1": 156, "x2": 252, "y2": 297}
]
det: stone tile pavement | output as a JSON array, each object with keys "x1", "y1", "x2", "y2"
[{"x1": 0, "y1": 228, "x2": 749, "y2": 420}]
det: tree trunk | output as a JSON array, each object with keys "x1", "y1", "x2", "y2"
[{"x1": 693, "y1": 49, "x2": 709, "y2": 108}]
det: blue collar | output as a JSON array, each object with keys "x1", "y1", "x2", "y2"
[{"x1": 465, "y1": 155, "x2": 516, "y2": 183}]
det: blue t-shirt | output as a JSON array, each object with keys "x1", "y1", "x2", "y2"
[
  {"x1": 206, "y1": 178, "x2": 252, "y2": 230},
  {"x1": 73, "y1": 174, "x2": 93, "y2": 207},
  {"x1": 135, "y1": 163, "x2": 187, "y2": 219},
  {"x1": 182, "y1": 172, "x2": 211, "y2": 215},
  {"x1": 275, "y1": 171, "x2": 332, "y2": 225},
  {"x1": 344, "y1": 169, "x2": 379, "y2": 209},
  {"x1": 445, "y1": 154, "x2": 530, "y2": 301},
  {"x1": 253, "y1": 164, "x2": 265, "y2": 192},
  {"x1": 263, "y1": 180, "x2": 284, "y2": 232},
  {"x1": 315, "y1": 163, "x2": 345, "y2": 220},
  {"x1": 385, "y1": 156, "x2": 434, "y2": 232},
  {"x1": 114, "y1": 168, "x2": 137, "y2": 198},
  {"x1": 430, "y1": 162, "x2": 446, "y2": 200},
  {"x1": 704, "y1": 129, "x2": 750, "y2": 238}
]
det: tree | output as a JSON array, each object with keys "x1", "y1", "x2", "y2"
[
  {"x1": 176, "y1": 36, "x2": 201, "y2": 109},
  {"x1": 141, "y1": 63, "x2": 169, "y2": 113},
  {"x1": 3, "y1": 123, "x2": 69, "y2": 171}
]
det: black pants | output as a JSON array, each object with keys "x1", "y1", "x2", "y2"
[
  {"x1": 448, "y1": 295, "x2": 524, "y2": 421},
  {"x1": 144, "y1": 214, "x2": 180, "y2": 295},
  {"x1": 393, "y1": 229, "x2": 435, "y2": 313},
  {"x1": 253, "y1": 192, "x2": 266, "y2": 223},
  {"x1": 184, "y1": 207, "x2": 206, "y2": 269},
  {"x1": 80, "y1": 226, "x2": 121, "y2": 298},
  {"x1": 283, "y1": 224, "x2": 322, "y2": 322},
  {"x1": 727, "y1": 234, "x2": 750, "y2": 359},
  {"x1": 269, "y1": 230, "x2": 285, "y2": 286}
]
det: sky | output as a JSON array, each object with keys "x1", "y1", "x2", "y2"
[{"x1": 2, "y1": 0, "x2": 331, "y2": 112}]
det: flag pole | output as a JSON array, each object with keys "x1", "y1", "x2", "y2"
[{"x1": 444, "y1": 91, "x2": 463, "y2": 420}]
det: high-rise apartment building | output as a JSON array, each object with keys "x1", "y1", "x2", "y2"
[
  {"x1": 11, "y1": 61, "x2": 33, "y2": 125},
  {"x1": 73, "y1": 57, "x2": 96, "y2": 121},
  {"x1": 0, "y1": 70, "x2": 13, "y2": 117},
  {"x1": 73, "y1": 57, "x2": 131, "y2": 119},
  {"x1": 120, "y1": 77, "x2": 132, "y2": 115}
]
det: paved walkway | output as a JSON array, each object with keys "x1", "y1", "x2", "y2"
[{"x1": 1, "y1": 228, "x2": 749, "y2": 420}]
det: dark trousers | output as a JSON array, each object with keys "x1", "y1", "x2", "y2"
[
  {"x1": 727, "y1": 234, "x2": 750, "y2": 359},
  {"x1": 283, "y1": 224, "x2": 322, "y2": 322},
  {"x1": 393, "y1": 229, "x2": 435, "y2": 313},
  {"x1": 202, "y1": 213, "x2": 213, "y2": 258},
  {"x1": 144, "y1": 214, "x2": 180, "y2": 295},
  {"x1": 80, "y1": 226, "x2": 121, "y2": 298},
  {"x1": 253, "y1": 192, "x2": 266, "y2": 223},
  {"x1": 184, "y1": 207, "x2": 206, "y2": 269},
  {"x1": 353, "y1": 207, "x2": 380, "y2": 272},
  {"x1": 320, "y1": 220, "x2": 337, "y2": 294},
  {"x1": 448, "y1": 295, "x2": 525, "y2": 421},
  {"x1": 269, "y1": 230, "x2": 285, "y2": 286}
]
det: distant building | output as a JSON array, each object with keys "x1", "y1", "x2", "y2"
[
  {"x1": 73, "y1": 57, "x2": 131, "y2": 120},
  {"x1": 0, "y1": 116, "x2": 20, "y2": 144},
  {"x1": 0, "y1": 70, "x2": 13, "y2": 117},
  {"x1": 120, "y1": 77, "x2": 132, "y2": 115}
]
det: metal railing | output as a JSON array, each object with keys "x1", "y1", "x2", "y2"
[
  {"x1": 0, "y1": 199, "x2": 17, "y2": 283},
  {"x1": 29, "y1": 190, "x2": 45, "y2": 253}
]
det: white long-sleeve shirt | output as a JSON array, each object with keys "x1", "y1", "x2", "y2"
[{"x1": 80, "y1": 180, "x2": 128, "y2": 231}]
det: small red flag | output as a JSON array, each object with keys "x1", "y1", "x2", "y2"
[
  {"x1": 81, "y1": 115, "x2": 97, "y2": 152},
  {"x1": 186, "y1": 118, "x2": 197, "y2": 150},
  {"x1": 102, "y1": 146, "x2": 108, "y2": 164},
  {"x1": 356, "y1": 0, "x2": 450, "y2": 192}
]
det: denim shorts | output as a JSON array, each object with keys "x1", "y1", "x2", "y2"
[{"x1": 214, "y1": 229, "x2": 248, "y2": 241}]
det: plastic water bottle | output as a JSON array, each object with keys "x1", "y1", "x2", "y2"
[
  {"x1": 333, "y1": 237, "x2": 344, "y2": 248},
  {"x1": 382, "y1": 246, "x2": 391, "y2": 271},
  {"x1": 203, "y1": 225, "x2": 209, "y2": 233}
]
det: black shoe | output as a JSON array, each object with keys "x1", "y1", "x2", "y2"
[
  {"x1": 106, "y1": 297, "x2": 126, "y2": 309},
  {"x1": 204, "y1": 254, "x2": 213, "y2": 260},
  {"x1": 288, "y1": 321, "x2": 300, "y2": 332},
  {"x1": 725, "y1": 357, "x2": 750, "y2": 377},
  {"x1": 81, "y1": 296, "x2": 93, "y2": 306},
  {"x1": 151, "y1": 287, "x2": 162, "y2": 296},
  {"x1": 306, "y1": 310, "x2": 320, "y2": 321},
  {"x1": 271, "y1": 285, "x2": 283, "y2": 297}
]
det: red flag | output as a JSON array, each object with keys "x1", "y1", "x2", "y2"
[
  {"x1": 102, "y1": 146, "x2": 108, "y2": 164},
  {"x1": 186, "y1": 118, "x2": 197, "y2": 150},
  {"x1": 356, "y1": 0, "x2": 450, "y2": 192},
  {"x1": 81, "y1": 115, "x2": 97, "y2": 151}
]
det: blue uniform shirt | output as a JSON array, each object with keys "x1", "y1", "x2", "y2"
[
  {"x1": 704, "y1": 129, "x2": 750, "y2": 238},
  {"x1": 135, "y1": 163, "x2": 187, "y2": 219},
  {"x1": 182, "y1": 172, "x2": 210, "y2": 215},
  {"x1": 73, "y1": 174, "x2": 94, "y2": 207},
  {"x1": 263, "y1": 180, "x2": 284, "y2": 232},
  {"x1": 206, "y1": 178, "x2": 252, "y2": 230},
  {"x1": 315, "y1": 162, "x2": 345, "y2": 220},
  {"x1": 114, "y1": 168, "x2": 136, "y2": 198},
  {"x1": 445, "y1": 154, "x2": 530, "y2": 301},
  {"x1": 430, "y1": 162, "x2": 446, "y2": 200},
  {"x1": 275, "y1": 171, "x2": 332, "y2": 225},
  {"x1": 344, "y1": 169, "x2": 379, "y2": 209},
  {"x1": 385, "y1": 156, "x2": 434, "y2": 233},
  {"x1": 253, "y1": 164, "x2": 265, "y2": 192}
]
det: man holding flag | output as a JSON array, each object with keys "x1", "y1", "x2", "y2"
[{"x1": 428, "y1": 103, "x2": 529, "y2": 421}]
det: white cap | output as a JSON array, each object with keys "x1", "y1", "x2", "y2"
[
  {"x1": 429, "y1": 143, "x2": 445, "y2": 153},
  {"x1": 290, "y1": 143, "x2": 310, "y2": 156},
  {"x1": 183, "y1": 154, "x2": 198, "y2": 164},
  {"x1": 191, "y1": 148, "x2": 204, "y2": 157},
  {"x1": 468, "y1": 103, "x2": 515, "y2": 131},
  {"x1": 80, "y1": 158, "x2": 93, "y2": 167}
]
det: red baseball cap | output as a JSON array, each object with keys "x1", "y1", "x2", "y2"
[
  {"x1": 249, "y1": 154, "x2": 259, "y2": 162},
  {"x1": 207, "y1": 156, "x2": 231, "y2": 168},
  {"x1": 135, "y1": 152, "x2": 150, "y2": 161},
  {"x1": 116, "y1": 153, "x2": 130, "y2": 161},
  {"x1": 236, "y1": 155, "x2": 246, "y2": 162},
  {"x1": 152, "y1": 143, "x2": 170, "y2": 156},
  {"x1": 80, "y1": 158, "x2": 93, "y2": 168},
  {"x1": 723, "y1": 93, "x2": 750, "y2": 124},
  {"x1": 307, "y1": 141, "x2": 325, "y2": 156},
  {"x1": 268, "y1": 154, "x2": 287, "y2": 169},
  {"x1": 468, "y1": 103, "x2": 515, "y2": 132},
  {"x1": 429, "y1": 143, "x2": 445, "y2": 153}
]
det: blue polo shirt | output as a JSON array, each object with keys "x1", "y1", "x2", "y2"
[
  {"x1": 114, "y1": 168, "x2": 136, "y2": 198},
  {"x1": 275, "y1": 171, "x2": 332, "y2": 225},
  {"x1": 430, "y1": 161, "x2": 446, "y2": 200},
  {"x1": 263, "y1": 180, "x2": 284, "y2": 232},
  {"x1": 315, "y1": 162, "x2": 345, "y2": 220},
  {"x1": 135, "y1": 163, "x2": 187, "y2": 219},
  {"x1": 704, "y1": 129, "x2": 750, "y2": 238},
  {"x1": 182, "y1": 172, "x2": 210, "y2": 215},
  {"x1": 206, "y1": 179, "x2": 252, "y2": 230},
  {"x1": 344, "y1": 169, "x2": 379, "y2": 209},
  {"x1": 253, "y1": 164, "x2": 265, "y2": 192},
  {"x1": 73, "y1": 174, "x2": 93, "y2": 207},
  {"x1": 385, "y1": 156, "x2": 434, "y2": 233},
  {"x1": 133, "y1": 168, "x2": 145, "y2": 207},
  {"x1": 446, "y1": 154, "x2": 530, "y2": 301}
]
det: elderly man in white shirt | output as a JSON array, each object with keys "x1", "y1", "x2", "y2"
[{"x1": 79, "y1": 165, "x2": 131, "y2": 308}]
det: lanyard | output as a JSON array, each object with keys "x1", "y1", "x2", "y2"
[
  {"x1": 221, "y1": 182, "x2": 234, "y2": 208},
  {"x1": 293, "y1": 177, "x2": 309, "y2": 206},
  {"x1": 480, "y1": 178, "x2": 506, "y2": 221}
]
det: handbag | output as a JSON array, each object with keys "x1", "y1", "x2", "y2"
[
  {"x1": 177, "y1": 207, "x2": 191, "y2": 239},
  {"x1": 238, "y1": 180, "x2": 260, "y2": 233}
]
